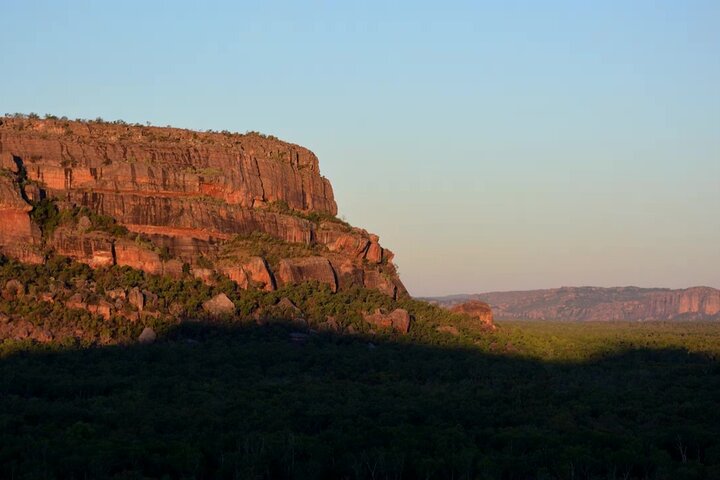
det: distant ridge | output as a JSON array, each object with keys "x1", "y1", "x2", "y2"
[{"x1": 427, "y1": 286, "x2": 720, "y2": 321}]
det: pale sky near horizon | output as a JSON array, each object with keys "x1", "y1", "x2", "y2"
[{"x1": 2, "y1": 1, "x2": 718, "y2": 296}]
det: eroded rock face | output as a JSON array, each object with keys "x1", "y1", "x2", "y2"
[
  {"x1": 221, "y1": 257, "x2": 275, "y2": 291},
  {"x1": 114, "y1": 239, "x2": 162, "y2": 275},
  {"x1": 51, "y1": 228, "x2": 115, "y2": 268},
  {"x1": 0, "y1": 176, "x2": 42, "y2": 263},
  {"x1": 438, "y1": 287, "x2": 720, "y2": 321},
  {"x1": 276, "y1": 257, "x2": 338, "y2": 293},
  {"x1": 449, "y1": 300, "x2": 495, "y2": 330},
  {"x1": 0, "y1": 118, "x2": 407, "y2": 298}
]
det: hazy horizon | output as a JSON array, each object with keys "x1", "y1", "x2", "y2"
[{"x1": 3, "y1": 0, "x2": 718, "y2": 296}]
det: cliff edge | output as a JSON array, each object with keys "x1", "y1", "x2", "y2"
[
  {"x1": 0, "y1": 115, "x2": 407, "y2": 298},
  {"x1": 431, "y1": 286, "x2": 720, "y2": 321}
]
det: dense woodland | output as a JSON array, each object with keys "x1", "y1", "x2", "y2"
[{"x1": 1, "y1": 257, "x2": 720, "y2": 479}]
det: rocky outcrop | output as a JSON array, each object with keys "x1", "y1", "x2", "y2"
[
  {"x1": 432, "y1": 287, "x2": 720, "y2": 321},
  {"x1": 64, "y1": 293, "x2": 114, "y2": 320},
  {"x1": 128, "y1": 287, "x2": 145, "y2": 311},
  {"x1": 220, "y1": 257, "x2": 275, "y2": 291},
  {"x1": 0, "y1": 117, "x2": 407, "y2": 298},
  {"x1": 276, "y1": 257, "x2": 338, "y2": 292},
  {"x1": 114, "y1": 239, "x2": 162, "y2": 274},
  {"x1": 449, "y1": 300, "x2": 495, "y2": 330},
  {"x1": 363, "y1": 308, "x2": 412, "y2": 334}
]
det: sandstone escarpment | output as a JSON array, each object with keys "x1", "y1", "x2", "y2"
[
  {"x1": 0, "y1": 116, "x2": 407, "y2": 298},
  {"x1": 433, "y1": 286, "x2": 720, "y2": 321}
]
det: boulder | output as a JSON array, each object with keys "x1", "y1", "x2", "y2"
[
  {"x1": 138, "y1": 327, "x2": 157, "y2": 344},
  {"x1": 202, "y1": 293, "x2": 235, "y2": 316},
  {"x1": 222, "y1": 265, "x2": 249, "y2": 289},
  {"x1": 3, "y1": 279, "x2": 25, "y2": 300},
  {"x1": 105, "y1": 288, "x2": 126, "y2": 301},
  {"x1": 128, "y1": 287, "x2": 144, "y2": 311},
  {"x1": 319, "y1": 316, "x2": 341, "y2": 332},
  {"x1": 221, "y1": 257, "x2": 275, "y2": 291},
  {"x1": 88, "y1": 300, "x2": 113, "y2": 321},
  {"x1": 243, "y1": 257, "x2": 275, "y2": 291},
  {"x1": 276, "y1": 297, "x2": 302, "y2": 315},
  {"x1": 142, "y1": 290, "x2": 159, "y2": 310}
]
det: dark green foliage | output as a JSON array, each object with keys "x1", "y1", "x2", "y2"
[
  {"x1": 158, "y1": 246, "x2": 172, "y2": 261},
  {"x1": 1, "y1": 322, "x2": 720, "y2": 479},
  {"x1": 0, "y1": 254, "x2": 466, "y2": 345},
  {"x1": 195, "y1": 255, "x2": 214, "y2": 269},
  {"x1": 30, "y1": 198, "x2": 62, "y2": 236},
  {"x1": 1, "y1": 256, "x2": 720, "y2": 479},
  {"x1": 81, "y1": 208, "x2": 129, "y2": 237},
  {"x1": 29, "y1": 201, "x2": 129, "y2": 238},
  {"x1": 266, "y1": 200, "x2": 351, "y2": 229},
  {"x1": 221, "y1": 232, "x2": 328, "y2": 270}
]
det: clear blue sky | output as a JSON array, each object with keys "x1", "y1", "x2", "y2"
[{"x1": 2, "y1": 0, "x2": 719, "y2": 296}]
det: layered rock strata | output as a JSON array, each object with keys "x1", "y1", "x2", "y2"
[
  {"x1": 0, "y1": 117, "x2": 407, "y2": 298},
  {"x1": 433, "y1": 287, "x2": 720, "y2": 321}
]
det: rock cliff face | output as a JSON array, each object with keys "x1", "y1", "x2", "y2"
[
  {"x1": 0, "y1": 116, "x2": 406, "y2": 298},
  {"x1": 0, "y1": 175, "x2": 43, "y2": 263},
  {"x1": 431, "y1": 286, "x2": 720, "y2": 321}
]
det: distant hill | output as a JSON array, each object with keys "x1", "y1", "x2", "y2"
[{"x1": 427, "y1": 286, "x2": 720, "y2": 321}]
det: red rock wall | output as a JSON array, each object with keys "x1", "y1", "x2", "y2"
[
  {"x1": 0, "y1": 119, "x2": 335, "y2": 213},
  {"x1": 0, "y1": 176, "x2": 42, "y2": 263},
  {"x1": 0, "y1": 117, "x2": 408, "y2": 298}
]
